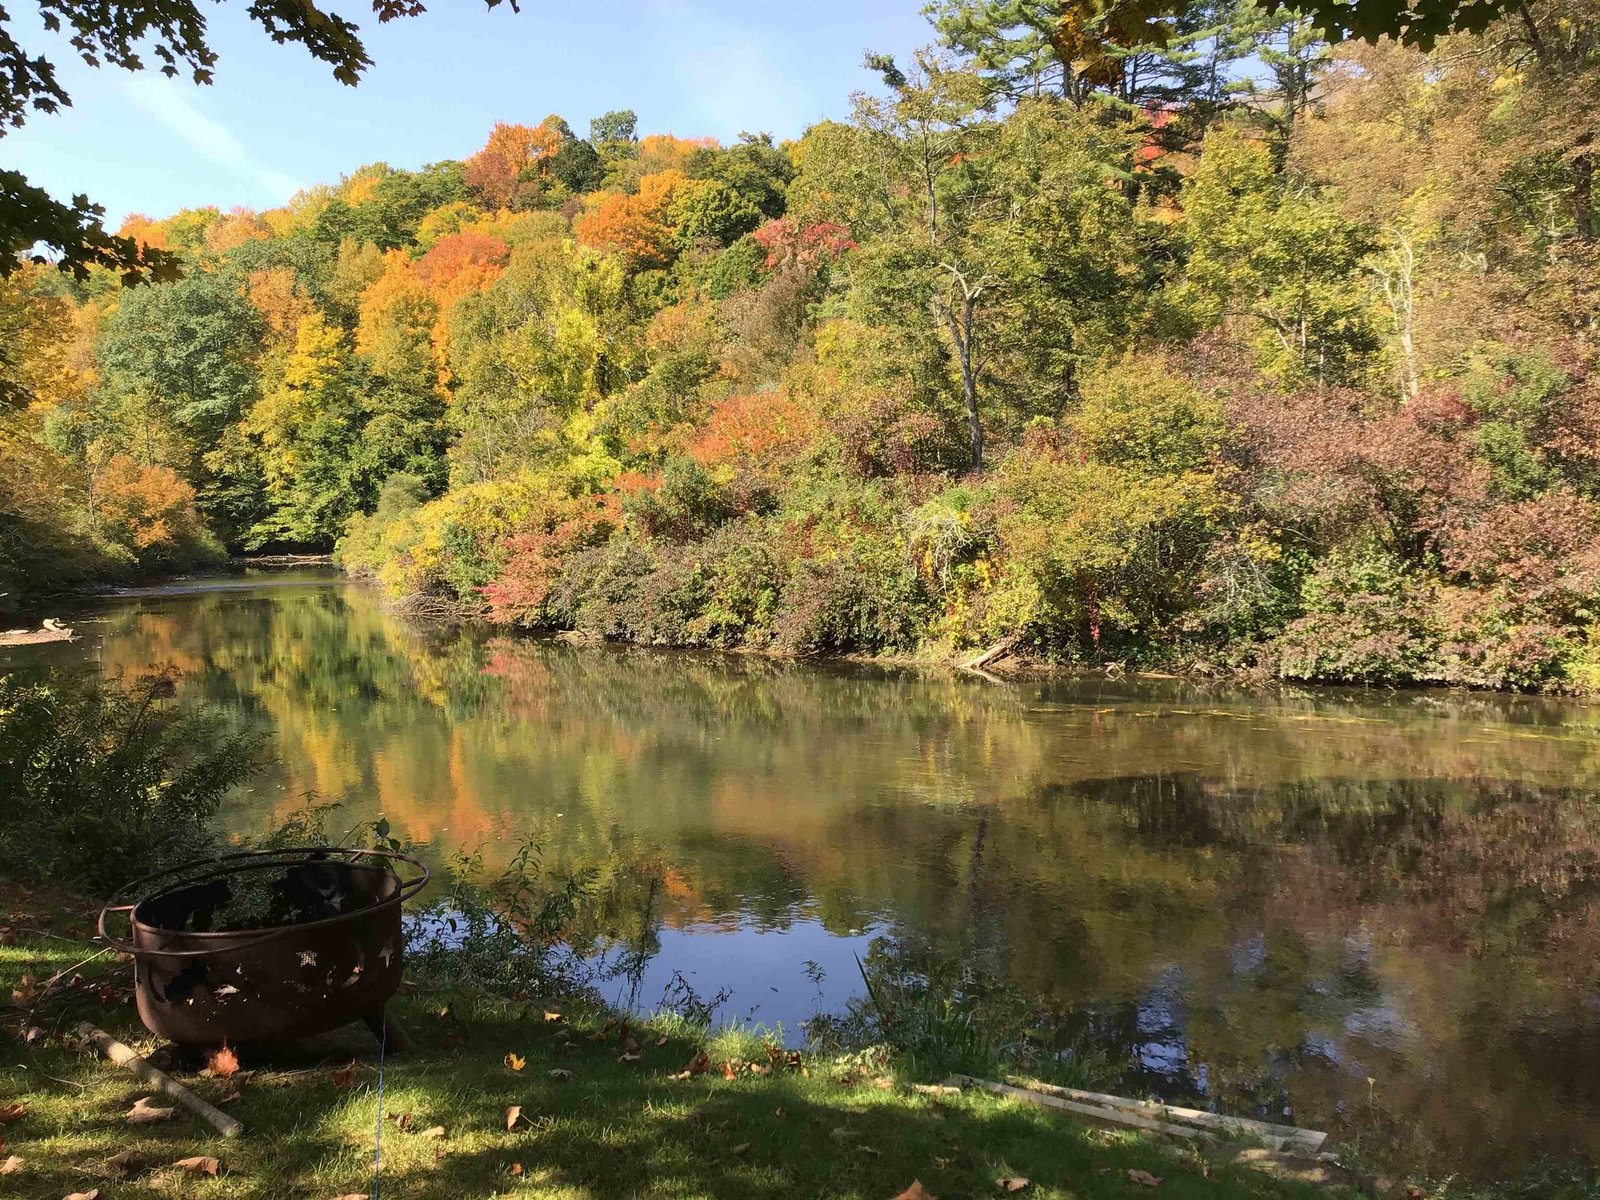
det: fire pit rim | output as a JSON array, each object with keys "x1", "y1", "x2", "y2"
[{"x1": 98, "y1": 845, "x2": 430, "y2": 958}]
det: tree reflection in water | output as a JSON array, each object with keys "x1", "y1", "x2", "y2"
[{"x1": 18, "y1": 570, "x2": 1600, "y2": 1180}]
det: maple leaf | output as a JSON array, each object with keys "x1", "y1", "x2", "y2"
[
  {"x1": 505, "y1": 1052, "x2": 526, "y2": 1072},
  {"x1": 894, "y1": 1181, "x2": 937, "y2": 1200},
  {"x1": 125, "y1": 1097, "x2": 174, "y2": 1124},
  {"x1": 174, "y1": 1155, "x2": 220, "y2": 1176}
]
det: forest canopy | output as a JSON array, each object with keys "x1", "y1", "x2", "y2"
[{"x1": 2, "y1": 0, "x2": 1599, "y2": 693}]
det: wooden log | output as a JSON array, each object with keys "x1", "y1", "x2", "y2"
[
  {"x1": 947, "y1": 1075, "x2": 1215, "y2": 1143},
  {"x1": 960, "y1": 636, "x2": 1019, "y2": 672},
  {"x1": 1003, "y1": 1075, "x2": 1327, "y2": 1154},
  {"x1": 77, "y1": 1022, "x2": 244, "y2": 1139}
]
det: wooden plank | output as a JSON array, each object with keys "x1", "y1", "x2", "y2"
[
  {"x1": 1002, "y1": 1075, "x2": 1326, "y2": 1154},
  {"x1": 947, "y1": 1075, "x2": 1215, "y2": 1143},
  {"x1": 78, "y1": 1022, "x2": 244, "y2": 1139}
]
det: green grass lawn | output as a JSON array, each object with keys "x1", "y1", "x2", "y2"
[{"x1": 0, "y1": 891, "x2": 1340, "y2": 1200}]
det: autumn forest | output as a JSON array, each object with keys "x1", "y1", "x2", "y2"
[{"x1": 4, "y1": 0, "x2": 1600, "y2": 692}]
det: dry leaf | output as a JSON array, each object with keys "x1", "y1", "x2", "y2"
[
  {"x1": 0, "y1": 1104, "x2": 24, "y2": 1123},
  {"x1": 720, "y1": 1061, "x2": 737, "y2": 1080},
  {"x1": 329, "y1": 1062, "x2": 357, "y2": 1089},
  {"x1": 333, "y1": 1194, "x2": 369, "y2": 1199},
  {"x1": 505, "y1": 1052, "x2": 526, "y2": 1072},
  {"x1": 997, "y1": 1178, "x2": 1030, "y2": 1193},
  {"x1": 655, "y1": 1035, "x2": 668, "y2": 1047},
  {"x1": 542, "y1": 1011, "x2": 562, "y2": 1022},
  {"x1": 505, "y1": 1105, "x2": 523, "y2": 1131},
  {"x1": 0, "y1": 1155, "x2": 18, "y2": 1173},
  {"x1": 207, "y1": 1045, "x2": 240, "y2": 1078},
  {"x1": 174, "y1": 1156, "x2": 220, "y2": 1176},
  {"x1": 10, "y1": 974, "x2": 39, "y2": 1005},
  {"x1": 418, "y1": 1126, "x2": 446, "y2": 1140},
  {"x1": 872, "y1": 1076, "x2": 894, "y2": 1090},
  {"x1": 63, "y1": 1191, "x2": 101, "y2": 1200},
  {"x1": 510, "y1": 1162, "x2": 524, "y2": 1176},
  {"x1": 894, "y1": 1182, "x2": 936, "y2": 1200},
  {"x1": 548, "y1": 1068, "x2": 571, "y2": 1080},
  {"x1": 126, "y1": 1097, "x2": 174, "y2": 1125},
  {"x1": 1126, "y1": 1169, "x2": 1163, "y2": 1187}
]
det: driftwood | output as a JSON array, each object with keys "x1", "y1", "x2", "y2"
[
  {"x1": 1003, "y1": 1076, "x2": 1326, "y2": 1154},
  {"x1": 0, "y1": 618, "x2": 73, "y2": 646},
  {"x1": 77, "y1": 1022, "x2": 244, "y2": 1138},
  {"x1": 949, "y1": 1075, "x2": 1214, "y2": 1142},
  {"x1": 960, "y1": 635, "x2": 1018, "y2": 672},
  {"x1": 948, "y1": 1074, "x2": 1326, "y2": 1155}
]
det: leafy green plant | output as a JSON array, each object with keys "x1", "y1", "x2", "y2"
[{"x1": 0, "y1": 669, "x2": 263, "y2": 890}]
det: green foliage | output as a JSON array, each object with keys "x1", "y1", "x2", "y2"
[{"x1": 0, "y1": 671, "x2": 263, "y2": 890}]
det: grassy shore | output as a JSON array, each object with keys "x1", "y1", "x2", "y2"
[{"x1": 0, "y1": 887, "x2": 1351, "y2": 1200}]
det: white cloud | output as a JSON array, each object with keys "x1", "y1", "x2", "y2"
[{"x1": 122, "y1": 76, "x2": 302, "y2": 203}]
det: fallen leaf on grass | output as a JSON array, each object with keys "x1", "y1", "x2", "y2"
[
  {"x1": 329, "y1": 1062, "x2": 358, "y2": 1089},
  {"x1": 505, "y1": 1052, "x2": 526, "y2": 1072},
  {"x1": 0, "y1": 1104, "x2": 25, "y2": 1123},
  {"x1": 655, "y1": 1035, "x2": 668, "y2": 1047},
  {"x1": 872, "y1": 1076, "x2": 894, "y2": 1090},
  {"x1": 0, "y1": 1154, "x2": 19, "y2": 1173},
  {"x1": 669, "y1": 1051, "x2": 711, "y2": 1081},
  {"x1": 126, "y1": 1097, "x2": 174, "y2": 1125},
  {"x1": 542, "y1": 1011, "x2": 562, "y2": 1023},
  {"x1": 333, "y1": 1194, "x2": 369, "y2": 1199},
  {"x1": 510, "y1": 1162, "x2": 524, "y2": 1176},
  {"x1": 1126, "y1": 1169, "x2": 1163, "y2": 1187},
  {"x1": 506, "y1": 1105, "x2": 524, "y2": 1130},
  {"x1": 548, "y1": 1068, "x2": 571, "y2": 1080},
  {"x1": 418, "y1": 1126, "x2": 446, "y2": 1140},
  {"x1": 174, "y1": 1156, "x2": 220, "y2": 1176},
  {"x1": 63, "y1": 1190, "x2": 101, "y2": 1200},
  {"x1": 894, "y1": 1182, "x2": 936, "y2": 1200},
  {"x1": 997, "y1": 1178, "x2": 1030, "y2": 1192},
  {"x1": 730, "y1": 1142, "x2": 751, "y2": 1156},
  {"x1": 206, "y1": 1045, "x2": 240, "y2": 1078},
  {"x1": 720, "y1": 1061, "x2": 737, "y2": 1080},
  {"x1": 387, "y1": 1111, "x2": 414, "y2": 1132},
  {"x1": 10, "y1": 974, "x2": 39, "y2": 1005}
]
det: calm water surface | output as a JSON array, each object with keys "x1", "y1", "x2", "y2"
[{"x1": 10, "y1": 570, "x2": 1600, "y2": 1178}]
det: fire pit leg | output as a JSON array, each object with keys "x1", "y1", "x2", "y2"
[{"x1": 363, "y1": 1008, "x2": 411, "y2": 1054}]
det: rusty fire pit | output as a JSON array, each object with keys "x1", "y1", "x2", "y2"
[{"x1": 98, "y1": 847, "x2": 429, "y2": 1048}]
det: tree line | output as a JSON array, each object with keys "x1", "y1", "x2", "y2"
[{"x1": 2, "y1": 0, "x2": 1598, "y2": 690}]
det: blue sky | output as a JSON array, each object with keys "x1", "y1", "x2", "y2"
[{"x1": 5, "y1": 0, "x2": 932, "y2": 226}]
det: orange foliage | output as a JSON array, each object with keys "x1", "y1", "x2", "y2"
[
  {"x1": 573, "y1": 169, "x2": 691, "y2": 267},
  {"x1": 117, "y1": 213, "x2": 168, "y2": 252},
  {"x1": 684, "y1": 390, "x2": 818, "y2": 477},
  {"x1": 94, "y1": 455, "x2": 206, "y2": 556},
  {"x1": 463, "y1": 120, "x2": 564, "y2": 209},
  {"x1": 205, "y1": 207, "x2": 271, "y2": 254},
  {"x1": 247, "y1": 268, "x2": 317, "y2": 340}
]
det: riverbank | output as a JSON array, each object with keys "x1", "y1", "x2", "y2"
[{"x1": 0, "y1": 886, "x2": 1343, "y2": 1200}]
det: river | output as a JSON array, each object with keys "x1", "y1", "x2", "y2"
[{"x1": 7, "y1": 567, "x2": 1600, "y2": 1180}]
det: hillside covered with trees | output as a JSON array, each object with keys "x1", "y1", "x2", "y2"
[{"x1": 2, "y1": 0, "x2": 1598, "y2": 691}]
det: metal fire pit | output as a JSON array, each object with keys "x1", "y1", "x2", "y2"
[{"x1": 98, "y1": 847, "x2": 429, "y2": 1047}]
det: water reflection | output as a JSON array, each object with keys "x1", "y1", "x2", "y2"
[{"x1": 9, "y1": 571, "x2": 1600, "y2": 1178}]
